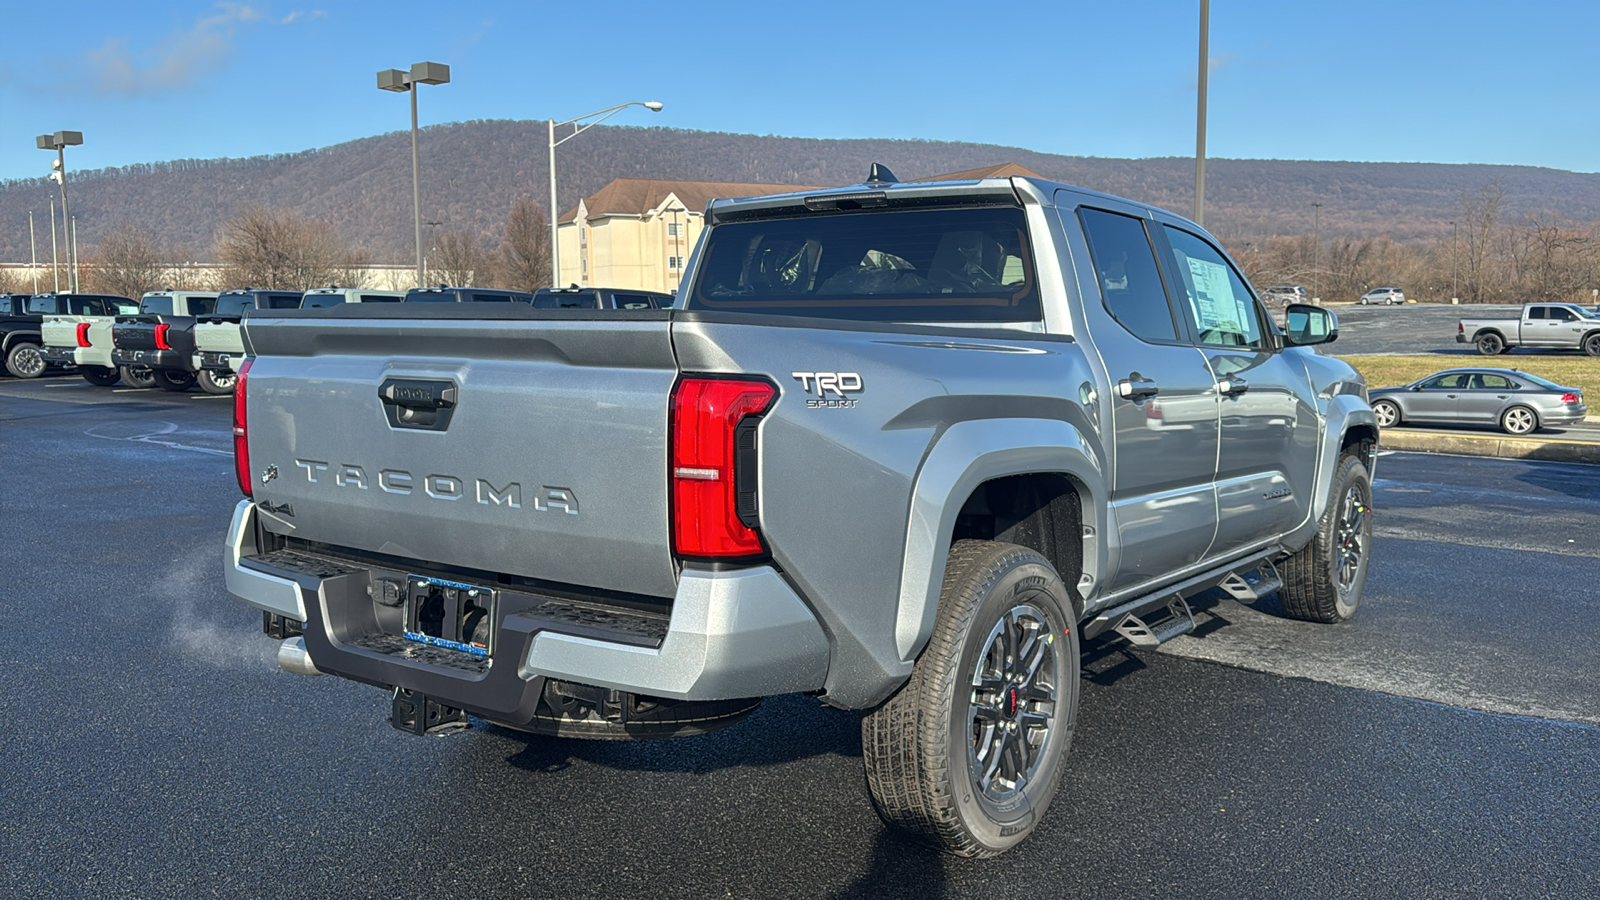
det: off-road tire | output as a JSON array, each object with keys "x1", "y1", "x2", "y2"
[
  {"x1": 1280, "y1": 454, "x2": 1372, "y2": 623},
  {"x1": 119, "y1": 365, "x2": 156, "y2": 389},
  {"x1": 152, "y1": 368, "x2": 196, "y2": 393},
  {"x1": 5, "y1": 342, "x2": 45, "y2": 378},
  {"x1": 197, "y1": 368, "x2": 237, "y2": 395},
  {"x1": 862, "y1": 540, "x2": 1079, "y2": 858},
  {"x1": 81, "y1": 366, "x2": 120, "y2": 387},
  {"x1": 1500, "y1": 405, "x2": 1538, "y2": 436},
  {"x1": 1476, "y1": 333, "x2": 1504, "y2": 356},
  {"x1": 1372, "y1": 399, "x2": 1400, "y2": 428}
]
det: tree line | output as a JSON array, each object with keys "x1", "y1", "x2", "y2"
[{"x1": 0, "y1": 197, "x2": 552, "y2": 299}]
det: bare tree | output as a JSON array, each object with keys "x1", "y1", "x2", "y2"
[
  {"x1": 1458, "y1": 181, "x2": 1506, "y2": 303},
  {"x1": 495, "y1": 197, "x2": 552, "y2": 291},
  {"x1": 215, "y1": 206, "x2": 350, "y2": 290},
  {"x1": 81, "y1": 221, "x2": 167, "y2": 299},
  {"x1": 0, "y1": 267, "x2": 31, "y2": 294},
  {"x1": 429, "y1": 230, "x2": 492, "y2": 287},
  {"x1": 330, "y1": 249, "x2": 376, "y2": 290}
]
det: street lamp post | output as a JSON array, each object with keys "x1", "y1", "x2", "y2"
[
  {"x1": 378, "y1": 62, "x2": 451, "y2": 288},
  {"x1": 1194, "y1": 0, "x2": 1210, "y2": 226},
  {"x1": 1449, "y1": 220, "x2": 1458, "y2": 301},
  {"x1": 37, "y1": 130, "x2": 83, "y2": 293},
  {"x1": 1312, "y1": 201, "x2": 1322, "y2": 301},
  {"x1": 548, "y1": 101, "x2": 663, "y2": 288}
]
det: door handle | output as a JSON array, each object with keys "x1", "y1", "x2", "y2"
[
  {"x1": 1116, "y1": 376, "x2": 1160, "y2": 400},
  {"x1": 1217, "y1": 376, "x2": 1249, "y2": 396}
]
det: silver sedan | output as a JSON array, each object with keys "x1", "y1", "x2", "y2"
[{"x1": 1369, "y1": 368, "x2": 1587, "y2": 435}]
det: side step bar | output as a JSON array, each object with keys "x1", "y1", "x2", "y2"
[
  {"x1": 1112, "y1": 596, "x2": 1195, "y2": 647},
  {"x1": 1085, "y1": 551, "x2": 1284, "y2": 646}
]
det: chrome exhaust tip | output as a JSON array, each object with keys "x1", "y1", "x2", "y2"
[{"x1": 277, "y1": 636, "x2": 322, "y2": 676}]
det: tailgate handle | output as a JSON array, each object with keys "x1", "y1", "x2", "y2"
[{"x1": 379, "y1": 378, "x2": 458, "y2": 430}]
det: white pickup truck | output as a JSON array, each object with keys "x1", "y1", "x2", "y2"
[
  {"x1": 1458, "y1": 302, "x2": 1600, "y2": 356},
  {"x1": 37, "y1": 293, "x2": 144, "y2": 385}
]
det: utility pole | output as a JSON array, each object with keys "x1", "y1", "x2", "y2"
[{"x1": 1194, "y1": 0, "x2": 1209, "y2": 226}]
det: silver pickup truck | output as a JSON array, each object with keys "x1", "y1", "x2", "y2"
[
  {"x1": 223, "y1": 169, "x2": 1377, "y2": 857},
  {"x1": 1458, "y1": 302, "x2": 1600, "y2": 355}
]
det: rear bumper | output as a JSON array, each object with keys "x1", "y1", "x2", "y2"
[
  {"x1": 113, "y1": 348, "x2": 190, "y2": 370},
  {"x1": 1542, "y1": 406, "x2": 1588, "y2": 426},
  {"x1": 41, "y1": 345, "x2": 79, "y2": 366},
  {"x1": 197, "y1": 351, "x2": 242, "y2": 371},
  {"x1": 222, "y1": 501, "x2": 830, "y2": 720}
]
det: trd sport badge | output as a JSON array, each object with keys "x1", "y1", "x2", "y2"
[{"x1": 792, "y1": 371, "x2": 863, "y2": 408}]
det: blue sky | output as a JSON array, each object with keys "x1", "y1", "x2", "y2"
[{"x1": 1, "y1": 0, "x2": 1597, "y2": 181}]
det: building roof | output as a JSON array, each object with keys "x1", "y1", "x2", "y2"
[
  {"x1": 918, "y1": 163, "x2": 1045, "y2": 181},
  {"x1": 561, "y1": 178, "x2": 828, "y2": 223}
]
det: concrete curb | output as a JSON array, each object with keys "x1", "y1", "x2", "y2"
[{"x1": 1379, "y1": 429, "x2": 1600, "y2": 465}]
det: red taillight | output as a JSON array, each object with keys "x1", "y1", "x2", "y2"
[
  {"x1": 234, "y1": 359, "x2": 253, "y2": 497},
  {"x1": 1562, "y1": 392, "x2": 1581, "y2": 405},
  {"x1": 76, "y1": 323, "x2": 92, "y2": 347},
  {"x1": 670, "y1": 376, "x2": 776, "y2": 559},
  {"x1": 154, "y1": 323, "x2": 172, "y2": 351},
  {"x1": 1458, "y1": 322, "x2": 1464, "y2": 334}
]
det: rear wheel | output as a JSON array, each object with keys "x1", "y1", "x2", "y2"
[
  {"x1": 81, "y1": 366, "x2": 120, "y2": 387},
  {"x1": 1475, "y1": 333, "x2": 1504, "y2": 355},
  {"x1": 1583, "y1": 333, "x2": 1600, "y2": 357},
  {"x1": 152, "y1": 368, "x2": 196, "y2": 393},
  {"x1": 862, "y1": 540, "x2": 1079, "y2": 858},
  {"x1": 5, "y1": 342, "x2": 45, "y2": 378},
  {"x1": 1372, "y1": 399, "x2": 1400, "y2": 428},
  {"x1": 1281, "y1": 454, "x2": 1372, "y2": 623},
  {"x1": 119, "y1": 365, "x2": 157, "y2": 389},
  {"x1": 1500, "y1": 405, "x2": 1537, "y2": 436},
  {"x1": 196, "y1": 368, "x2": 237, "y2": 395}
]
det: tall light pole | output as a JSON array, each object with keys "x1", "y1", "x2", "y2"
[
  {"x1": 549, "y1": 101, "x2": 664, "y2": 287},
  {"x1": 1312, "y1": 201, "x2": 1322, "y2": 301},
  {"x1": 1449, "y1": 219, "x2": 1458, "y2": 301},
  {"x1": 1194, "y1": 0, "x2": 1210, "y2": 226},
  {"x1": 37, "y1": 130, "x2": 83, "y2": 293},
  {"x1": 28, "y1": 211, "x2": 38, "y2": 293},
  {"x1": 378, "y1": 62, "x2": 451, "y2": 288}
]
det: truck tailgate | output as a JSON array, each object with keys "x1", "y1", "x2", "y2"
[
  {"x1": 42, "y1": 315, "x2": 87, "y2": 348},
  {"x1": 194, "y1": 321, "x2": 245, "y2": 355},
  {"x1": 242, "y1": 314, "x2": 681, "y2": 599}
]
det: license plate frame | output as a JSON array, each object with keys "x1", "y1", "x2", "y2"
[{"x1": 403, "y1": 575, "x2": 497, "y2": 658}]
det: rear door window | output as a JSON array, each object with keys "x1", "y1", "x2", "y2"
[{"x1": 1077, "y1": 208, "x2": 1180, "y2": 343}]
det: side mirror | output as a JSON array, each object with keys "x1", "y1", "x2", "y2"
[{"x1": 1284, "y1": 304, "x2": 1338, "y2": 346}]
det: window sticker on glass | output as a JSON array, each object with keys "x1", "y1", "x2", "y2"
[{"x1": 1185, "y1": 256, "x2": 1241, "y2": 331}]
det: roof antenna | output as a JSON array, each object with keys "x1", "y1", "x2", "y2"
[{"x1": 865, "y1": 162, "x2": 899, "y2": 185}]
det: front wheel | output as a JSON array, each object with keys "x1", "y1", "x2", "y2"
[
  {"x1": 151, "y1": 369, "x2": 196, "y2": 393},
  {"x1": 1372, "y1": 399, "x2": 1400, "y2": 428},
  {"x1": 1500, "y1": 405, "x2": 1537, "y2": 436},
  {"x1": 1280, "y1": 454, "x2": 1372, "y2": 623},
  {"x1": 119, "y1": 365, "x2": 156, "y2": 389},
  {"x1": 1476, "y1": 333, "x2": 1504, "y2": 355},
  {"x1": 196, "y1": 368, "x2": 237, "y2": 395},
  {"x1": 862, "y1": 540, "x2": 1079, "y2": 858},
  {"x1": 81, "y1": 366, "x2": 120, "y2": 387},
  {"x1": 5, "y1": 342, "x2": 46, "y2": 378}
]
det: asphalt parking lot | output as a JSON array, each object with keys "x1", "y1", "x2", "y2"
[{"x1": 2, "y1": 375, "x2": 1598, "y2": 899}]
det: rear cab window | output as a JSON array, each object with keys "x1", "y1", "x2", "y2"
[
  {"x1": 26, "y1": 296, "x2": 62, "y2": 315},
  {"x1": 689, "y1": 206, "x2": 1040, "y2": 323},
  {"x1": 141, "y1": 296, "x2": 175, "y2": 316}
]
